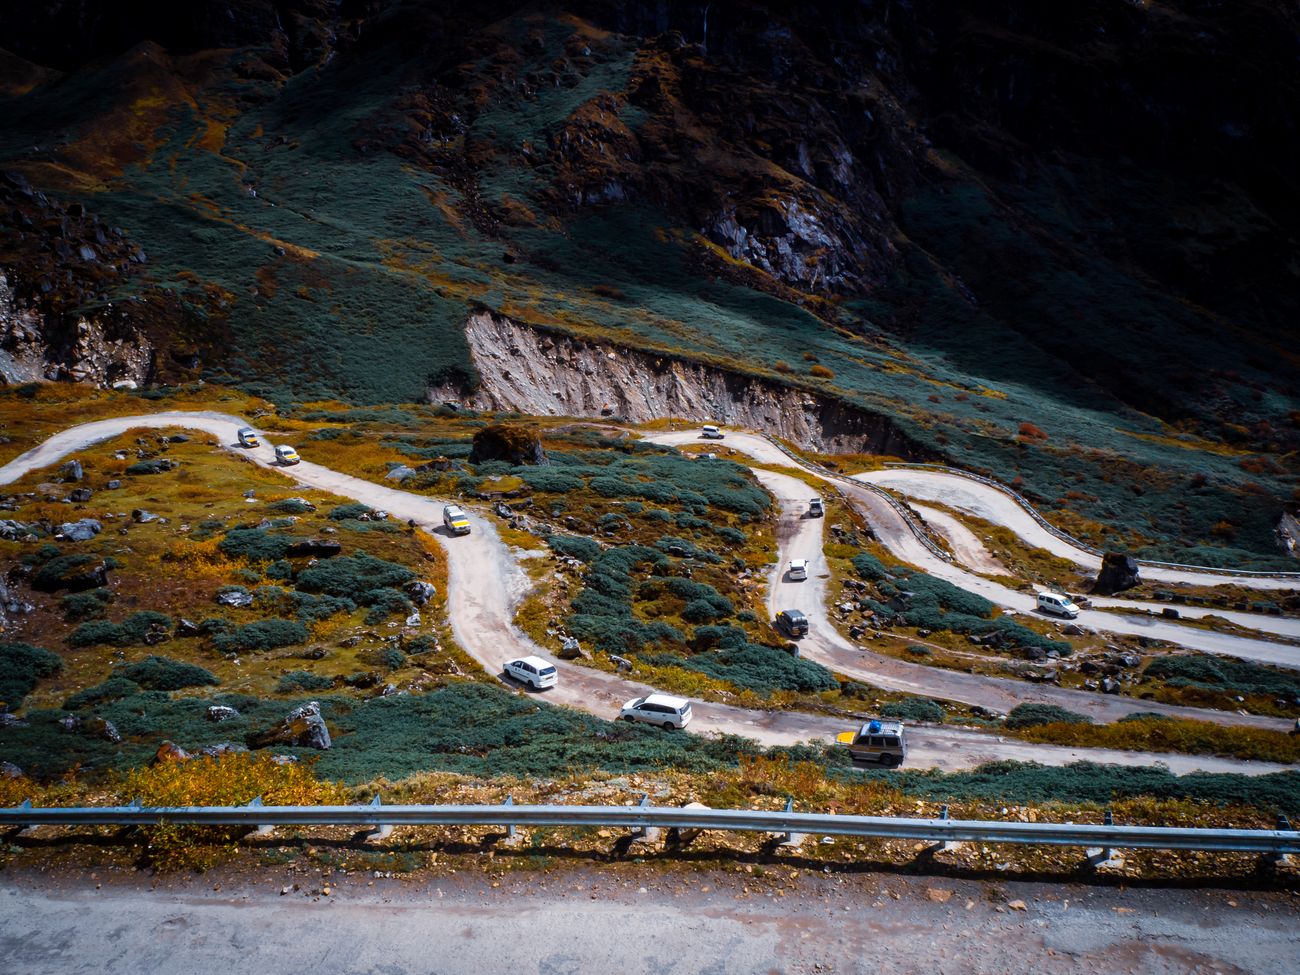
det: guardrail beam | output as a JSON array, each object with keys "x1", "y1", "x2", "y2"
[{"x1": 363, "y1": 794, "x2": 392, "y2": 842}]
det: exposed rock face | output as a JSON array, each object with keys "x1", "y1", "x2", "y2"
[
  {"x1": 470, "y1": 423, "x2": 548, "y2": 466},
  {"x1": 1090, "y1": 552, "x2": 1141, "y2": 596},
  {"x1": 251, "y1": 701, "x2": 331, "y2": 750},
  {"x1": 434, "y1": 311, "x2": 927, "y2": 457}
]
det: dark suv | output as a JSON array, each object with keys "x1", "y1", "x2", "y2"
[{"x1": 776, "y1": 609, "x2": 809, "y2": 638}]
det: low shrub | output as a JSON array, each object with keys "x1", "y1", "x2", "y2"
[
  {"x1": 1021, "y1": 716, "x2": 1300, "y2": 764},
  {"x1": 675, "y1": 644, "x2": 838, "y2": 694},
  {"x1": 124, "y1": 459, "x2": 174, "y2": 475},
  {"x1": 328, "y1": 502, "x2": 374, "y2": 521},
  {"x1": 277, "y1": 671, "x2": 335, "y2": 693},
  {"x1": 61, "y1": 588, "x2": 114, "y2": 621},
  {"x1": 269, "y1": 498, "x2": 315, "y2": 514},
  {"x1": 218, "y1": 528, "x2": 299, "y2": 562},
  {"x1": 362, "y1": 587, "x2": 412, "y2": 623},
  {"x1": 682, "y1": 597, "x2": 731, "y2": 623},
  {"x1": 213, "y1": 619, "x2": 309, "y2": 652},
  {"x1": 119, "y1": 656, "x2": 220, "y2": 691},
  {"x1": 63, "y1": 676, "x2": 142, "y2": 710},
  {"x1": 851, "y1": 552, "x2": 891, "y2": 581},
  {"x1": 880, "y1": 696, "x2": 945, "y2": 723},
  {"x1": 1144, "y1": 656, "x2": 1300, "y2": 698},
  {"x1": 296, "y1": 553, "x2": 415, "y2": 600},
  {"x1": 1006, "y1": 703, "x2": 1092, "y2": 729},
  {"x1": 32, "y1": 553, "x2": 97, "y2": 591},
  {"x1": 0, "y1": 641, "x2": 63, "y2": 708},
  {"x1": 68, "y1": 612, "x2": 173, "y2": 647},
  {"x1": 547, "y1": 535, "x2": 602, "y2": 563},
  {"x1": 691, "y1": 625, "x2": 750, "y2": 650}
]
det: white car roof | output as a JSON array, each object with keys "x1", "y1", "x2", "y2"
[
  {"x1": 511, "y1": 655, "x2": 554, "y2": 670},
  {"x1": 858, "y1": 719, "x2": 905, "y2": 735},
  {"x1": 444, "y1": 504, "x2": 466, "y2": 514},
  {"x1": 275, "y1": 444, "x2": 296, "y2": 452},
  {"x1": 642, "y1": 692, "x2": 690, "y2": 709},
  {"x1": 789, "y1": 558, "x2": 808, "y2": 568}
]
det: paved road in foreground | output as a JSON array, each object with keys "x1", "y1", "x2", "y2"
[{"x1": 2, "y1": 872, "x2": 1295, "y2": 975}]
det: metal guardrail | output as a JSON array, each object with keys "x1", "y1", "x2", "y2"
[
  {"x1": 880, "y1": 462, "x2": 1300, "y2": 582},
  {"x1": 3, "y1": 800, "x2": 1297, "y2": 857},
  {"x1": 760, "y1": 437, "x2": 954, "y2": 563}
]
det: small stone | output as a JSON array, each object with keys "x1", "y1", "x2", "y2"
[
  {"x1": 927, "y1": 888, "x2": 954, "y2": 903},
  {"x1": 1007, "y1": 899, "x2": 1027, "y2": 911}
]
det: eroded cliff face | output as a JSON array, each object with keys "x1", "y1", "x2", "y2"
[
  {"x1": 0, "y1": 271, "x2": 154, "y2": 387},
  {"x1": 432, "y1": 311, "x2": 926, "y2": 457}
]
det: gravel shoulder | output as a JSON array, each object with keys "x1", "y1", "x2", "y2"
[{"x1": 2, "y1": 869, "x2": 1296, "y2": 975}]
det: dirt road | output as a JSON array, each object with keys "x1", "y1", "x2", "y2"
[
  {"x1": 0, "y1": 412, "x2": 1291, "y2": 773},
  {"x1": 2, "y1": 871, "x2": 1295, "y2": 975},
  {"x1": 648, "y1": 430, "x2": 1300, "y2": 668}
]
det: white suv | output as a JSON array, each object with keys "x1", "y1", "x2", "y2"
[
  {"x1": 504, "y1": 655, "x2": 558, "y2": 690},
  {"x1": 620, "y1": 693, "x2": 693, "y2": 730},
  {"x1": 787, "y1": 559, "x2": 809, "y2": 581},
  {"x1": 1036, "y1": 591, "x2": 1080, "y2": 619}
]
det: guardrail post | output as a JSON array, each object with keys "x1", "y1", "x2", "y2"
[
  {"x1": 8, "y1": 799, "x2": 35, "y2": 837},
  {"x1": 363, "y1": 794, "x2": 393, "y2": 842},
  {"x1": 246, "y1": 796, "x2": 275, "y2": 837},
  {"x1": 499, "y1": 795, "x2": 524, "y2": 846},
  {"x1": 629, "y1": 794, "x2": 660, "y2": 845},
  {"x1": 776, "y1": 797, "x2": 806, "y2": 849},
  {"x1": 1086, "y1": 810, "x2": 1124, "y2": 870},
  {"x1": 922, "y1": 804, "x2": 960, "y2": 856},
  {"x1": 1263, "y1": 814, "x2": 1295, "y2": 871}
]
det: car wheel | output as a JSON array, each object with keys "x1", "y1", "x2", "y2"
[
  {"x1": 662, "y1": 721, "x2": 676, "y2": 731},
  {"x1": 622, "y1": 715, "x2": 635, "y2": 722},
  {"x1": 881, "y1": 754, "x2": 901, "y2": 769}
]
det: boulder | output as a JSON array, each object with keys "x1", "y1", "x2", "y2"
[
  {"x1": 58, "y1": 715, "x2": 81, "y2": 732},
  {"x1": 132, "y1": 509, "x2": 160, "y2": 523},
  {"x1": 405, "y1": 581, "x2": 437, "y2": 606},
  {"x1": 33, "y1": 557, "x2": 110, "y2": 593},
  {"x1": 207, "y1": 705, "x2": 240, "y2": 723},
  {"x1": 284, "y1": 538, "x2": 342, "y2": 558},
  {"x1": 470, "y1": 423, "x2": 548, "y2": 466},
  {"x1": 57, "y1": 518, "x2": 101, "y2": 542},
  {"x1": 1100, "y1": 677, "x2": 1121, "y2": 695},
  {"x1": 557, "y1": 636, "x2": 589, "y2": 660},
  {"x1": 0, "y1": 519, "x2": 38, "y2": 541},
  {"x1": 0, "y1": 712, "x2": 28, "y2": 729},
  {"x1": 1090, "y1": 552, "x2": 1140, "y2": 595},
  {"x1": 152, "y1": 741, "x2": 190, "y2": 764},
  {"x1": 175, "y1": 618, "x2": 200, "y2": 637},
  {"x1": 385, "y1": 465, "x2": 416, "y2": 482},
  {"x1": 105, "y1": 480, "x2": 122, "y2": 490},
  {"x1": 216, "y1": 586, "x2": 253, "y2": 608},
  {"x1": 197, "y1": 742, "x2": 247, "y2": 757},
  {"x1": 61, "y1": 460, "x2": 83, "y2": 482},
  {"x1": 69, "y1": 487, "x2": 93, "y2": 503},
  {"x1": 0, "y1": 760, "x2": 23, "y2": 778},
  {"x1": 251, "y1": 701, "x2": 331, "y2": 750},
  {"x1": 85, "y1": 717, "x2": 121, "y2": 742}
]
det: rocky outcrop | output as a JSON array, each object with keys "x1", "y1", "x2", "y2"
[
  {"x1": 251, "y1": 701, "x2": 331, "y2": 750},
  {"x1": 1090, "y1": 552, "x2": 1141, "y2": 596},
  {"x1": 470, "y1": 424, "x2": 548, "y2": 466},
  {"x1": 433, "y1": 311, "x2": 927, "y2": 457}
]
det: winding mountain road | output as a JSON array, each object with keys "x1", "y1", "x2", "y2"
[
  {"x1": 648, "y1": 431, "x2": 1300, "y2": 668},
  {"x1": 0, "y1": 412, "x2": 1293, "y2": 775}
]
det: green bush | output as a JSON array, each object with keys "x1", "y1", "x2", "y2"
[
  {"x1": 1006, "y1": 703, "x2": 1093, "y2": 729},
  {"x1": 213, "y1": 619, "x2": 309, "y2": 652},
  {"x1": 881, "y1": 696, "x2": 946, "y2": 723},
  {"x1": 269, "y1": 498, "x2": 315, "y2": 514},
  {"x1": 851, "y1": 552, "x2": 891, "y2": 581},
  {"x1": 328, "y1": 502, "x2": 374, "y2": 521},
  {"x1": 218, "y1": 529, "x2": 299, "y2": 562},
  {"x1": 668, "y1": 644, "x2": 838, "y2": 694},
  {"x1": 295, "y1": 553, "x2": 415, "y2": 600},
  {"x1": 1144, "y1": 656, "x2": 1300, "y2": 698},
  {"x1": 125, "y1": 459, "x2": 174, "y2": 475},
  {"x1": 682, "y1": 598, "x2": 730, "y2": 623},
  {"x1": 61, "y1": 588, "x2": 114, "y2": 621},
  {"x1": 362, "y1": 587, "x2": 412, "y2": 623},
  {"x1": 547, "y1": 535, "x2": 602, "y2": 562},
  {"x1": 63, "y1": 676, "x2": 142, "y2": 710},
  {"x1": 68, "y1": 612, "x2": 173, "y2": 648},
  {"x1": 32, "y1": 553, "x2": 97, "y2": 591},
  {"x1": 0, "y1": 641, "x2": 63, "y2": 708},
  {"x1": 377, "y1": 646, "x2": 407, "y2": 670},
  {"x1": 691, "y1": 625, "x2": 749, "y2": 650},
  {"x1": 119, "y1": 655, "x2": 220, "y2": 691},
  {"x1": 277, "y1": 671, "x2": 335, "y2": 693}
]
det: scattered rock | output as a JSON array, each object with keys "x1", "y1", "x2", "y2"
[
  {"x1": 405, "y1": 580, "x2": 437, "y2": 606},
  {"x1": 207, "y1": 705, "x2": 240, "y2": 723},
  {"x1": 1007, "y1": 899, "x2": 1027, "y2": 912},
  {"x1": 609, "y1": 654, "x2": 633, "y2": 673},
  {"x1": 926, "y1": 888, "x2": 953, "y2": 903},
  {"x1": 132, "y1": 509, "x2": 160, "y2": 523},
  {"x1": 0, "y1": 713, "x2": 29, "y2": 730},
  {"x1": 58, "y1": 715, "x2": 81, "y2": 731},
  {"x1": 558, "y1": 636, "x2": 589, "y2": 660},
  {"x1": 152, "y1": 741, "x2": 190, "y2": 765},
  {"x1": 1090, "y1": 551, "x2": 1140, "y2": 595},
  {"x1": 105, "y1": 480, "x2": 122, "y2": 490},
  {"x1": 1100, "y1": 677, "x2": 1121, "y2": 695},
  {"x1": 61, "y1": 460, "x2": 83, "y2": 482},
  {"x1": 0, "y1": 519, "x2": 39, "y2": 541},
  {"x1": 69, "y1": 487, "x2": 93, "y2": 503},
  {"x1": 216, "y1": 586, "x2": 253, "y2": 608},
  {"x1": 1060, "y1": 622, "x2": 1084, "y2": 636},
  {"x1": 197, "y1": 742, "x2": 247, "y2": 757},
  {"x1": 57, "y1": 518, "x2": 102, "y2": 542},
  {"x1": 251, "y1": 701, "x2": 331, "y2": 750},
  {"x1": 0, "y1": 760, "x2": 23, "y2": 778},
  {"x1": 175, "y1": 618, "x2": 200, "y2": 637},
  {"x1": 385, "y1": 466, "x2": 416, "y2": 482},
  {"x1": 85, "y1": 717, "x2": 120, "y2": 742},
  {"x1": 168, "y1": 434, "x2": 190, "y2": 443},
  {"x1": 32, "y1": 557, "x2": 110, "y2": 592}
]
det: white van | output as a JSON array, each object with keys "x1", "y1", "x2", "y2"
[
  {"x1": 620, "y1": 693, "x2": 693, "y2": 730},
  {"x1": 504, "y1": 655, "x2": 558, "y2": 690},
  {"x1": 788, "y1": 559, "x2": 809, "y2": 581},
  {"x1": 701, "y1": 425, "x2": 725, "y2": 440},
  {"x1": 1036, "y1": 591, "x2": 1080, "y2": 619},
  {"x1": 274, "y1": 445, "x2": 300, "y2": 466},
  {"x1": 808, "y1": 497, "x2": 824, "y2": 518}
]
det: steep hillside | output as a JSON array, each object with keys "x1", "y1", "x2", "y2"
[{"x1": 0, "y1": 0, "x2": 1297, "y2": 564}]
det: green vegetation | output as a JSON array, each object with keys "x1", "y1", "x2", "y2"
[
  {"x1": 212, "y1": 619, "x2": 310, "y2": 652},
  {"x1": 0, "y1": 642, "x2": 62, "y2": 709},
  {"x1": 1144, "y1": 656, "x2": 1300, "y2": 699},
  {"x1": 880, "y1": 696, "x2": 946, "y2": 723},
  {"x1": 1005, "y1": 703, "x2": 1093, "y2": 729},
  {"x1": 645, "y1": 645, "x2": 837, "y2": 695},
  {"x1": 119, "y1": 656, "x2": 220, "y2": 691},
  {"x1": 68, "y1": 612, "x2": 173, "y2": 648}
]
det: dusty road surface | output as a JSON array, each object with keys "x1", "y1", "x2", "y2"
[{"x1": 2, "y1": 871, "x2": 1297, "y2": 974}]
